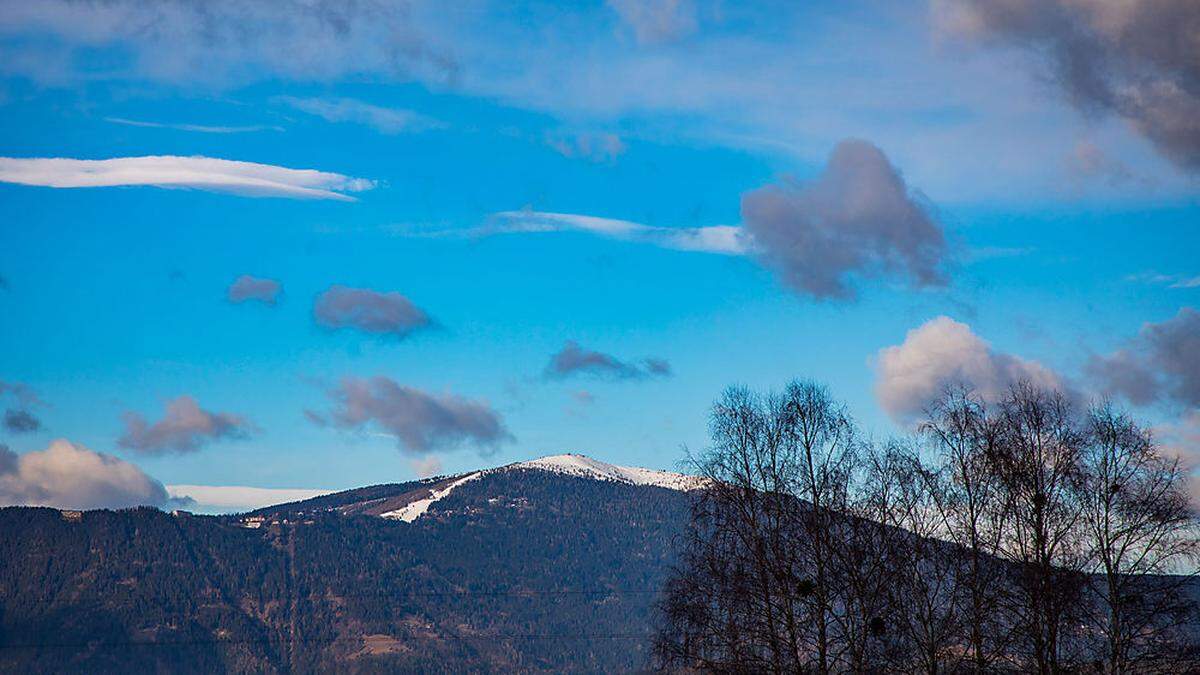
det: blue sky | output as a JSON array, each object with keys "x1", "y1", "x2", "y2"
[{"x1": 0, "y1": 0, "x2": 1197, "y2": 512}]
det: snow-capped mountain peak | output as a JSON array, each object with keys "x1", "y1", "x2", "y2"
[{"x1": 511, "y1": 453, "x2": 705, "y2": 491}]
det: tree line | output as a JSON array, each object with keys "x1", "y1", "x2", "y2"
[{"x1": 654, "y1": 380, "x2": 1199, "y2": 674}]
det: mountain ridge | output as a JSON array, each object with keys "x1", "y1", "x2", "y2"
[{"x1": 239, "y1": 452, "x2": 703, "y2": 524}]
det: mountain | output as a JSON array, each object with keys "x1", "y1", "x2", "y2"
[{"x1": 0, "y1": 455, "x2": 700, "y2": 674}]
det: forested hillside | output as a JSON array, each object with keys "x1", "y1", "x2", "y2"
[{"x1": 0, "y1": 470, "x2": 691, "y2": 673}]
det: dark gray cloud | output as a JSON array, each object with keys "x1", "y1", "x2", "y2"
[
  {"x1": 313, "y1": 285, "x2": 433, "y2": 338},
  {"x1": 544, "y1": 341, "x2": 673, "y2": 380},
  {"x1": 1088, "y1": 307, "x2": 1200, "y2": 408},
  {"x1": 936, "y1": 0, "x2": 1200, "y2": 170},
  {"x1": 740, "y1": 139, "x2": 948, "y2": 300},
  {"x1": 312, "y1": 376, "x2": 512, "y2": 454},
  {"x1": 118, "y1": 395, "x2": 254, "y2": 455},
  {"x1": 227, "y1": 274, "x2": 282, "y2": 305},
  {"x1": 3, "y1": 409, "x2": 42, "y2": 434},
  {"x1": 0, "y1": 439, "x2": 173, "y2": 510}
]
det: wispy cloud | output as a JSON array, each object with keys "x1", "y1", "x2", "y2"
[
  {"x1": 105, "y1": 117, "x2": 283, "y2": 134},
  {"x1": 0, "y1": 0, "x2": 456, "y2": 87},
  {"x1": 277, "y1": 96, "x2": 444, "y2": 134},
  {"x1": 0, "y1": 156, "x2": 375, "y2": 201},
  {"x1": 607, "y1": 0, "x2": 699, "y2": 45},
  {"x1": 484, "y1": 210, "x2": 748, "y2": 255},
  {"x1": 963, "y1": 246, "x2": 1036, "y2": 263},
  {"x1": 544, "y1": 131, "x2": 626, "y2": 163},
  {"x1": 1126, "y1": 271, "x2": 1200, "y2": 289}
]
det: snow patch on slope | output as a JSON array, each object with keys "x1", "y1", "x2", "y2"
[
  {"x1": 512, "y1": 454, "x2": 705, "y2": 491},
  {"x1": 380, "y1": 473, "x2": 480, "y2": 522}
]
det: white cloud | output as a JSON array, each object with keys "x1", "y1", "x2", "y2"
[
  {"x1": 166, "y1": 484, "x2": 333, "y2": 514},
  {"x1": 486, "y1": 210, "x2": 748, "y2": 255},
  {"x1": 874, "y1": 316, "x2": 1066, "y2": 423},
  {"x1": 0, "y1": 156, "x2": 375, "y2": 200},
  {"x1": 0, "y1": 439, "x2": 173, "y2": 510}
]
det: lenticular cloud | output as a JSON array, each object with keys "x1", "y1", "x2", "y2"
[{"x1": 0, "y1": 156, "x2": 375, "y2": 200}]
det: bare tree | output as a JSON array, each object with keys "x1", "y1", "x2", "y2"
[
  {"x1": 779, "y1": 380, "x2": 860, "y2": 672},
  {"x1": 986, "y1": 384, "x2": 1090, "y2": 674},
  {"x1": 921, "y1": 387, "x2": 1017, "y2": 672},
  {"x1": 1079, "y1": 403, "x2": 1200, "y2": 673}
]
